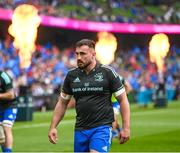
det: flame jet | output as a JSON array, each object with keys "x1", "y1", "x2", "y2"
[
  {"x1": 149, "y1": 33, "x2": 170, "y2": 73},
  {"x1": 8, "y1": 4, "x2": 41, "y2": 68},
  {"x1": 95, "y1": 32, "x2": 117, "y2": 65}
]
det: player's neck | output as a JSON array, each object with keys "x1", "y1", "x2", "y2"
[{"x1": 84, "y1": 60, "x2": 96, "y2": 74}]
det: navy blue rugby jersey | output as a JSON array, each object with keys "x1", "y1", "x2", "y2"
[
  {"x1": 62, "y1": 63, "x2": 124, "y2": 130},
  {"x1": 0, "y1": 71, "x2": 17, "y2": 110}
]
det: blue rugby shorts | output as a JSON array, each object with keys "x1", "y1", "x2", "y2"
[
  {"x1": 74, "y1": 125, "x2": 112, "y2": 152},
  {"x1": 0, "y1": 108, "x2": 18, "y2": 127}
]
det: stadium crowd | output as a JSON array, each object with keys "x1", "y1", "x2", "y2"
[
  {"x1": 0, "y1": 0, "x2": 180, "y2": 24},
  {"x1": 0, "y1": 35, "x2": 179, "y2": 108}
]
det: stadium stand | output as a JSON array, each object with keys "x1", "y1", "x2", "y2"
[{"x1": 0, "y1": 0, "x2": 179, "y2": 24}]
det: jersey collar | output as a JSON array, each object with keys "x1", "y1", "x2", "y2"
[{"x1": 80, "y1": 62, "x2": 101, "y2": 74}]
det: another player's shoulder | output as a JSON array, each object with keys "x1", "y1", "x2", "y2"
[
  {"x1": 100, "y1": 65, "x2": 119, "y2": 77},
  {"x1": 0, "y1": 71, "x2": 12, "y2": 84}
]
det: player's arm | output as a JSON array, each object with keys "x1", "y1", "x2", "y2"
[
  {"x1": 115, "y1": 90, "x2": 130, "y2": 144},
  {"x1": 48, "y1": 92, "x2": 72, "y2": 144},
  {"x1": 107, "y1": 67, "x2": 130, "y2": 143},
  {"x1": 0, "y1": 89, "x2": 15, "y2": 100}
]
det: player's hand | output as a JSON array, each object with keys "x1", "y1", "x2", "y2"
[
  {"x1": 48, "y1": 128, "x2": 58, "y2": 144},
  {"x1": 119, "y1": 128, "x2": 130, "y2": 144}
]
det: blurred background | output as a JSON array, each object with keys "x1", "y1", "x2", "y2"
[{"x1": 0, "y1": 0, "x2": 180, "y2": 152}]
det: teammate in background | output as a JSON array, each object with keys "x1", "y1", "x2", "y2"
[
  {"x1": 0, "y1": 71, "x2": 18, "y2": 152},
  {"x1": 48, "y1": 39, "x2": 130, "y2": 152},
  {"x1": 112, "y1": 76, "x2": 132, "y2": 139}
]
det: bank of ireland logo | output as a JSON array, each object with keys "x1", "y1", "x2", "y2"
[{"x1": 94, "y1": 73, "x2": 103, "y2": 82}]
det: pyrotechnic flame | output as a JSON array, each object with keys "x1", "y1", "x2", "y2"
[
  {"x1": 8, "y1": 4, "x2": 41, "y2": 68},
  {"x1": 95, "y1": 32, "x2": 117, "y2": 65},
  {"x1": 149, "y1": 33, "x2": 170, "y2": 72}
]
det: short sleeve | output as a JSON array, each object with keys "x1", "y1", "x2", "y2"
[
  {"x1": 62, "y1": 72, "x2": 73, "y2": 95},
  {"x1": 108, "y1": 68, "x2": 124, "y2": 93},
  {"x1": 119, "y1": 75, "x2": 125, "y2": 85}
]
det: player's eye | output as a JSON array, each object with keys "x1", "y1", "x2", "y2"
[{"x1": 80, "y1": 52, "x2": 86, "y2": 55}]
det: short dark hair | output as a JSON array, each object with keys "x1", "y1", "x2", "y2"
[{"x1": 75, "y1": 39, "x2": 95, "y2": 49}]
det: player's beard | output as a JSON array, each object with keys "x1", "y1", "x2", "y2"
[{"x1": 77, "y1": 60, "x2": 91, "y2": 70}]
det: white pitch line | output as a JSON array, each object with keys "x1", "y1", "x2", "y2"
[
  {"x1": 132, "y1": 121, "x2": 180, "y2": 126},
  {"x1": 132, "y1": 109, "x2": 179, "y2": 116},
  {"x1": 14, "y1": 120, "x2": 74, "y2": 130}
]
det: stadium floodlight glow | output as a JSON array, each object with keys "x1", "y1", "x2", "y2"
[
  {"x1": 95, "y1": 32, "x2": 117, "y2": 65},
  {"x1": 8, "y1": 4, "x2": 41, "y2": 68},
  {"x1": 149, "y1": 33, "x2": 170, "y2": 73}
]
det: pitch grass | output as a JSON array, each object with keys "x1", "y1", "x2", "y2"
[{"x1": 13, "y1": 100, "x2": 180, "y2": 152}]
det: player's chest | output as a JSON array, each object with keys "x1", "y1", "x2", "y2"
[{"x1": 70, "y1": 72, "x2": 109, "y2": 93}]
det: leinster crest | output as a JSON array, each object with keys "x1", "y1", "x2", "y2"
[{"x1": 94, "y1": 73, "x2": 103, "y2": 82}]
